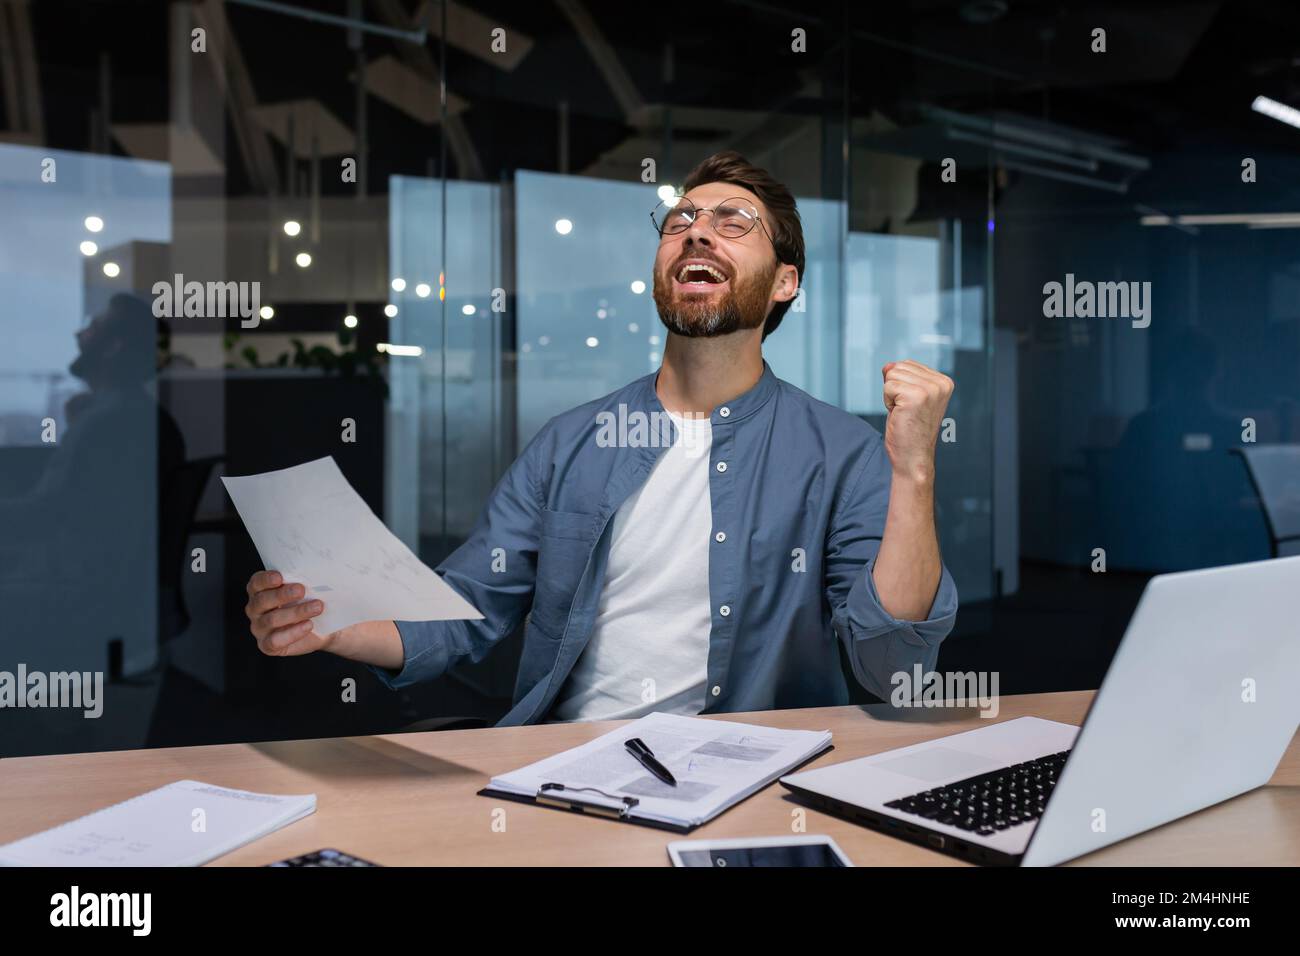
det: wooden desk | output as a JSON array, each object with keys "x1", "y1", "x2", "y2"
[{"x1": 2, "y1": 691, "x2": 1297, "y2": 866}]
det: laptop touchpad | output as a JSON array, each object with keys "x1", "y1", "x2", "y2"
[{"x1": 875, "y1": 747, "x2": 997, "y2": 782}]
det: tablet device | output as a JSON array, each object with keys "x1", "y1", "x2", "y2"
[{"x1": 667, "y1": 835, "x2": 853, "y2": 867}]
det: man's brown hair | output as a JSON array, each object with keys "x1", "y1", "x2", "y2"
[{"x1": 680, "y1": 150, "x2": 804, "y2": 339}]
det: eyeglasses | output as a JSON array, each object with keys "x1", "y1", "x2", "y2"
[{"x1": 651, "y1": 196, "x2": 776, "y2": 247}]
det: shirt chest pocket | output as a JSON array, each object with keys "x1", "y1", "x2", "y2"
[{"x1": 530, "y1": 507, "x2": 599, "y2": 638}]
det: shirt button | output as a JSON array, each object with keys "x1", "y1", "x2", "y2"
[
  {"x1": 715, "y1": 461, "x2": 727, "y2": 473},
  {"x1": 714, "y1": 531, "x2": 726, "y2": 543},
  {"x1": 711, "y1": 685, "x2": 721, "y2": 697},
  {"x1": 718, "y1": 406, "x2": 731, "y2": 418},
  {"x1": 719, "y1": 604, "x2": 731, "y2": 617}
]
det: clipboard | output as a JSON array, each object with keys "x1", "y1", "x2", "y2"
[{"x1": 476, "y1": 743, "x2": 833, "y2": 833}]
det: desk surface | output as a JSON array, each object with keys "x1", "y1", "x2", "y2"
[{"x1": 3, "y1": 691, "x2": 1298, "y2": 866}]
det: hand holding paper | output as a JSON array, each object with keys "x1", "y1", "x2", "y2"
[{"x1": 223, "y1": 457, "x2": 482, "y2": 637}]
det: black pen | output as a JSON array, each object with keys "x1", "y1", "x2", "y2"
[{"x1": 625, "y1": 737, "x2": 677, "y2": 786}]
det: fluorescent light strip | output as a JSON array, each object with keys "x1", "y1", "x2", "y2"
[
  {"x1": 998, "y1": 157, "x2": 1130, "y2": 193},
  {"x1": 944, "y1": 128, "x2": 1100, "y2": 172},
  {"x1": 921, "y1": 104, "x2": 1149, "y2": 170},
  {"x1": 1141, "y1": 212, "x2": 1300, "y2": 227},
  {"x1": 1179, "y1": 213, "x2": 1300, "y2": 225},
  {"x1": 1252, "y1": 95, "x2": 1300, "y2": 130},
  {"x1": 376, "y1": 343, "x2": 423, "y2": 357}
]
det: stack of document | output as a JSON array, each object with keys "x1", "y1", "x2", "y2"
[
  {"x1": 0, "y1": 781, "x2": 316, "y2": 866},
  {"x1": 484, "y1": 712, "x2": 832, "y2": 830}
]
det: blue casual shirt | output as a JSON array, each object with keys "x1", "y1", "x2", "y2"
[{"x1": 369, "y1": 361, "x2": 959, "y2": 725}]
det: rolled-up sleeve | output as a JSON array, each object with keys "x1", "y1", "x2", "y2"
[
  {"x1": 367, "y1": 619, "x2": 458, "y2": 691},
  {"x1": 365, "y1": 425, "x2": 550, "y2": 691},
  {"x1": 825, "y1": 437, "x2": 959, "y2": 700}
]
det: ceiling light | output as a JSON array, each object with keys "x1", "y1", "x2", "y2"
[
  {"x1": 377, "y1": 343, "x2": 422, "y2": 357},
  {"x1": 1252, "y1": 95, "x2": 1300, "y2": 130},
  {"x1": 1140, "y1": 211, "x2": 1300, "y2": 227}
]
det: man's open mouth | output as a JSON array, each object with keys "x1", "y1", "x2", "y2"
[{"x1": 674, "y1": 261, "x2": 729, "y2": 288}]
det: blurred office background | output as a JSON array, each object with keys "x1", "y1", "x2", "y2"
[{"x1": 1, "y1": 0, "x2": 1296, "y2": 757}]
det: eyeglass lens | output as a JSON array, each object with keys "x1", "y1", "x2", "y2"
[{"x1": 656, "y1": 198, "x2": 758, "y2": 238}]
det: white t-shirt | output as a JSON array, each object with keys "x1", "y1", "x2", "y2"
[{"x1": 549, "y1": 411, "x2": 713, "y2": 722}]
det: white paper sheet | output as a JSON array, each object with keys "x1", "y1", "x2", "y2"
[
  {"x1": 0, "y1": 780, "x2": 315, "y2": 867},
  {"x1": 222, "y1": 457, "x2": 482, "y2": 635}
]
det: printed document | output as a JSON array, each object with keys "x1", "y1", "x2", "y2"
[
  {"x1": 485, "y1": 712, "x2": 832, "y2": 828},
  {"x1": 222, "y1": 457, "x2": 482, "y2": 635}
]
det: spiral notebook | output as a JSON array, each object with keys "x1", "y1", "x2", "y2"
[
  {"x1": 0, "y1": 780, "x2": 316, "y2": 867},
  {"x1": 480, "y1": 712, "x2": 833, "y2": 832}
]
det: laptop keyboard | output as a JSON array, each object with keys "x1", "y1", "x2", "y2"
[{"x1": 883, "y1": 750, "x2": 1071, "y2": 837}]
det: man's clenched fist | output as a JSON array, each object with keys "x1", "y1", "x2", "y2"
[{"x1": 880, "y1": 360, "x2": 954, "y2": 483}]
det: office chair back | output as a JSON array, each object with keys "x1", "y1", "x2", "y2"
[{"x1": 1232, "y1": 445, "x2": 1300, "y2": 557}]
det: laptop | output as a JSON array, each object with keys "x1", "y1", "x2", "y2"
[{"x1": 780, "y1": 555, "x2": 1300, "y2": 866}]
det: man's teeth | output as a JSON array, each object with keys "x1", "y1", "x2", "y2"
[{"x1": 677, "y1": 263, "x2": 726, "y2": 283}]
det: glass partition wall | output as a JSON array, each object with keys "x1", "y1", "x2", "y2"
[
  {"x1": 4, "y1": 1, "x2": 1292, "y2": 757},
  {"x1": 0, "y1": 2, "x2": 1024, "y2": 751},
  {"x1": 399, "y1": 6, "x2": 999, "y2": 708},
  {"x1": 414, "y1": 6, "x2": 1000, "y2": 600}
]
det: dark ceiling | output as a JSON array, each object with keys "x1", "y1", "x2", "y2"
[{"x1": 13, "y1": 0, "x2": 1300, "y2": 200}]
